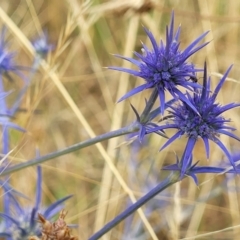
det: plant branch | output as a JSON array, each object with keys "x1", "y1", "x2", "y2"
[
  {"x1": 140, "y1": 88, "x2": 159, "y2": 124},
  {"x1": 0, "y1": 123, "x2": 140, "y2": 176},
  {"x1": 89, "y1": 171, "x2": 181, "y2": 240}
]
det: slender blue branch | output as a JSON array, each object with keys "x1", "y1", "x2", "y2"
[
  {"x1": 11, "y1": 57, "x2": 41, "y2": 115},
  {"x1": 0, "y1": 123, "x2": 140, "y2": 176},
  {"x1": 89, "y1": 171, "x2": 181, "y2": 240},
  {"x1": 140, "y1": 88, "x2": 158, "y2": 124}
]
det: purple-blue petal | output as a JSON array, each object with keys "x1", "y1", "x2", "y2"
[
  {"x1": 212, "y1": 138, "x2": 236, "y2": 171},
  {"x1": 202, "y1": 137, "x2": 210, "y2": 159},
  {"x1": 182, "y1": 31, "x2": 209, "y2": 58},
  {"x1": 174, "y1": 88, "x2": 199, "y2": 115},
  {"x1": 216, "y1": 103, "x2": 240, "y2": 115},
  {"x1": 144, "y1": 27, "x2": 159, "y2": 57},
  {"x1": 160, "y1": 131, "x2": 182, "y2": 151},
  {"x1": 113, "y1": 54, "x2": 141, "y2": 67},
  {"x1": 108, "y1": 67, "x2": 141, "y2": 76},
  {"x1": 43, "y1": 195, "x2": 73, "y2": 218},
  {"x1": 180, "y1": 138, "x2": 197, "y2": 177},
  {"x1": 157, "y1": 85, "x2": 165, "y2": 115},
  {"x1": 218, "y1": 129, "x2": 240, "y2": 142},
  {"x1": 118, "y1": 84, "x2": 149, "y2": 102},
  {"x1": 212, "y1": 65, "x2": 233, "y2": 101}
]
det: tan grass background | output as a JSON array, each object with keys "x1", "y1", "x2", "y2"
[{"x1": 1, "y1": 0, "x2": 240, "y2": 239}]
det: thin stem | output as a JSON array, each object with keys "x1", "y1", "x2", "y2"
[
  {"x1": 0, "y1": 123, "x2": 140, "y2": 176},
  {"x1": 11, "y1": 56, "x2": 41, "y2": 115},
  {"x1": 89, "y1": 171, "x2": 181, "y2": 240},
  {"x1": 140, "y1": 88, "x2": 158, "y2": 124}
]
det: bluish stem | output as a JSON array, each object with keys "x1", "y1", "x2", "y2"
[
  {"x1": 0, "y1": 123, "x2": 140, "y2": 176},
  {"x1": 140, "y1": 88, "x2": 158, "y2": 124},
  {"x1": 0, "y1": 75, "x2": 11, "y2": 226},
  {"x1": 11, "y1": 57, "x2": 41, "y2": 115},
  {"x1": 89, "y1": 171, "x2": 181, "y2": 240},
  {"x1": 2, "y1": 126, "x2": 10, "y2": 230}
]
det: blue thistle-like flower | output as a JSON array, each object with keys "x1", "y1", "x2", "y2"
[
  {"x1": 109, "y1": 12, "x2": 209, "y2": 115},
  {"x1": 0, "y1": 28, "x2": 30, "y2": 134},
  {"x1": 0, "y1": 166, "x2": 73, "y2": 239},
  {"x1": 151, "y1": 62, "x2": 240, "y2": 177},
  {"x1": 0, "y1": 30, "x2": 16, "y2": 75},
  {"x1": 32, "y1": 31, "x2": 54, "y2": 57},
  {"x1": 0, "y1": 28, "x2": 26, "y2": 81}
]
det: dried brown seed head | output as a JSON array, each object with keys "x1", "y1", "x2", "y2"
[
  {"x1": 28, "y1": 237, "x2": 41, "y2": 240},
  {"x1": 30, "y1": 210, "x2": 78, "y2": 240},
  {"x1": 53, "y1": 210, "x2": 68, "y2": 232}
]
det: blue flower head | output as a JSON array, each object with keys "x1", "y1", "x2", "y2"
[
  {"x1": 32, "y1": 31, "x2": 54, "y2": 58},
  {"x1": 0, "y1": 28, "x2": 25, "y2": 81},
  {"x1": 109, "y1": 12, "x2": 209, "y2": 115},
  {"x1": 0, "y1": 166, "x2": 72, "y2": 239},
  {"x1": 155, "y1": 62, "x2": 240, "y2": 177}
]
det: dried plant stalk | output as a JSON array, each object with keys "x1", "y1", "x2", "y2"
[{"x1": 29, "y1": 210, "x2": 78, "y2": 240}]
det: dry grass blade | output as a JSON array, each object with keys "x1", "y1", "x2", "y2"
[{"x1": 52, "y1": 13, "x2": 78, "y2": 62}]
